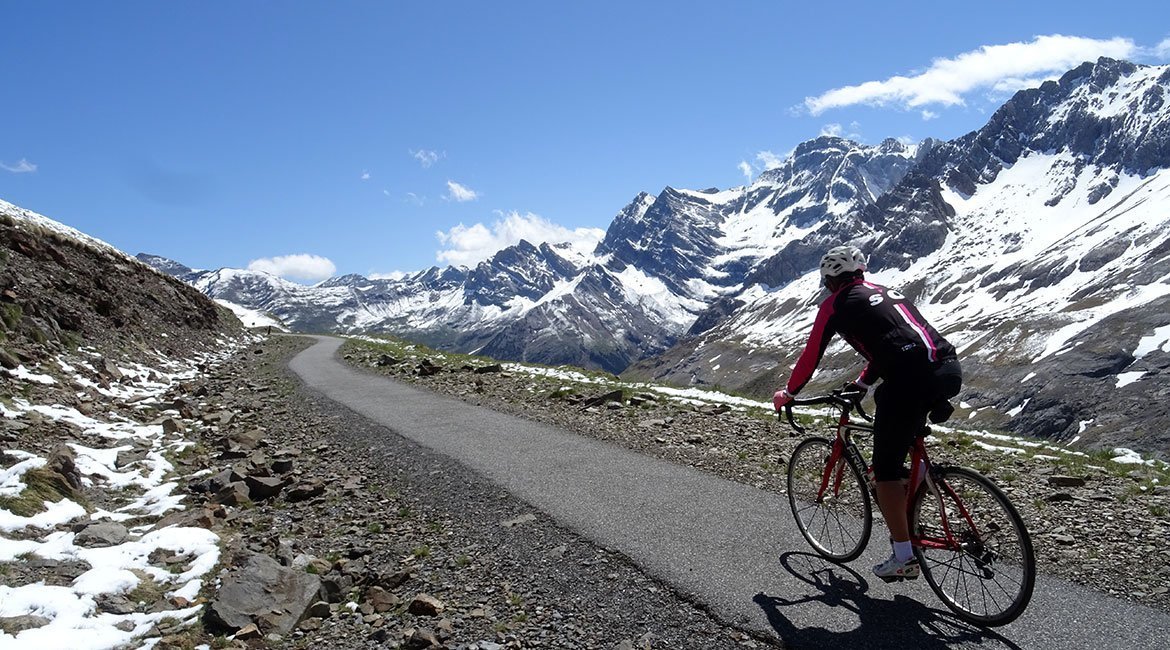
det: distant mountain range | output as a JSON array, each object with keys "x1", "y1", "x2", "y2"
[{"x1": 140, "y1": 58, "x2": 1170, "y2": 458}]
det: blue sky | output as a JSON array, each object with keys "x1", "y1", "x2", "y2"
[{"x1": 2, "y1": 1, "x2": 1168, "y2": 281}]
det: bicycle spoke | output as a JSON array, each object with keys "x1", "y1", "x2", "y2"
[
  {"x1": 787, "y1": 438, "x2": 872, "y2": 562},
  {"x1": 912, "y1": 467, "x2": 1035, "y2": 626}
]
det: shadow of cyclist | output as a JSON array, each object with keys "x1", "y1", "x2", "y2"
[{"x1": 753, "y1": 552, "x2": 1024, "y2": 650}]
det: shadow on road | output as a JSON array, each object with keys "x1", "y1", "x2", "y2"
[{"x1": 753, "y1": 552, "x2": 1024, "y2": 650}]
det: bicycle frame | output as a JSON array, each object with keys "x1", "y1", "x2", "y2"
[
  {"x1": 908, "y1": 437, "x2": 983, "y2": 553},
  {"x1": 794, "y1": 397, "x2": 982, "y2": 555}
]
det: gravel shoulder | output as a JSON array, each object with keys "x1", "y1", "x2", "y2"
[{"x1": 242, "y1": 335, "x2": 765, "y2": 649}]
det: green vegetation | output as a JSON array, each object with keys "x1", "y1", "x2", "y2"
[
  {"x1": 126, "y1": 574, "x2": 166, "y2": 605},
  {"x1": 411, "y1": 544, "x2": 431, "y2": 559},
  {"x1": 59, "y1": 330, "x2": 84, "y2": 350},
  {"x1": 0, "y1": 467, "x2": 79, "y2": 517},
  {"x1": 0, "y1": 303, "x2": 22, "y2": 331}
]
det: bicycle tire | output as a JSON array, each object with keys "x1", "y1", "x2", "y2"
[
  {"x1": 911, "y1": 465, "x2": 1036, "y2": 626},
  {"x1": 787, "y1": 436, "x2": 873, "y2": 562}
]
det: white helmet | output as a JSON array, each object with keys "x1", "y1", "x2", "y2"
[{"x1": 819, "y1": 245, "x2": 867, "y2": 279}]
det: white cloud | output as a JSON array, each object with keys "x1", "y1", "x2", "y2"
[
  {"x1": 405, "y1": 192, "x2": 426, "y2": 206},
  {"x1": 819, "y1": 122, "x2": 865, "y2": 140},
  {"x1": 444, "y1": 180, "x2": 480, "y2": 202},
  {"x1": 804, "y1": 35, "x2": 1137, "y2": 114},
  {"x1": 1, "y1": 158, "x2": 37, "y2": 173},
  {"x1": 411, "y1": 149, "x2": 441, "y2": 168},
  {"x1": 1155, "y1": 38, "x2": 1170, "y2": 60},
  {"x1": 436, "y1": 211, "x2": 605, "y2": 266},
  {"x1": 360, "y1": 170, "x2": 370, "y2": 181},
  {"x1": 737, "y1": 161, "x2": 753, "y2": 183},
  {"x1": 755, "y1": 151, "x2": 785, "y2": 170},
  {"x1": 921, "y1": 110, "x2": 939, "y2": 121},
  {"x1": 247, "y1": 254, "x2": 337, "y2": 282}
]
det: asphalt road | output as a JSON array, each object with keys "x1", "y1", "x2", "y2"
[{"x1": 289, "y1": 336, "x2": 1170, "y2": 649}]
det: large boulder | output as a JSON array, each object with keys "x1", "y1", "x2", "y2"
[{"x1": 204, "y1": 552, "x2": 321, "y2": 635}]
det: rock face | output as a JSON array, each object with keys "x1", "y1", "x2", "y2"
[
  {"x1": 204, "y1": 552, "x2": 321, "y2": 635},
  {"x1": 143, "y1": 58, "x2": 1170, "y2": 455}
]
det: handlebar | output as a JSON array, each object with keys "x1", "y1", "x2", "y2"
[{"x1": 780, "y1": 389, "x2": 871, "y2": 434}]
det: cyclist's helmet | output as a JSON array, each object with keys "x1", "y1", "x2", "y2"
[{"x1": 819, "y1": 245, "x2": 867, "y2": 279}]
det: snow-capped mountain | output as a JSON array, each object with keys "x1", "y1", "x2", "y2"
[
  {"x1": 147, "y1": 57, "x2": 1170, "y2": 456},
  {"x1": 143, "y1": 134, "x2": 918, "y2": 371},
  {"x1": 630, "y1": 58, "x2": 1170, "y2": 455}
]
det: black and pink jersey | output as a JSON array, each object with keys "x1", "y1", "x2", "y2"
[{"x1": 786, "y1": 278, "x2": 956, "y2": 395}]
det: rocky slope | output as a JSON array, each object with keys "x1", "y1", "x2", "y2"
[
  {"x1": 1, "y1": 200, "x2": 238, "y2": 357},
  {"x1": 2, "y1": 333, "x2": 767, "y2": 649}
]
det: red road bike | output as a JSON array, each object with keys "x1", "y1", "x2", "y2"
[{"x1": 782, "y1": 390, "x2": 1035, "y2": 626}]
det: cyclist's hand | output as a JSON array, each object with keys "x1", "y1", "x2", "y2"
[
  {"x1": 773, "y1": 389, "x2": 793, "y2": 411},
  {"x1": 841, "y1": 381, "x2": 868, "y2": 398}
]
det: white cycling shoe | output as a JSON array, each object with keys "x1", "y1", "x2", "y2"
[{"x1": 873, "y1": 554, "x2": 920, "y2": 582}]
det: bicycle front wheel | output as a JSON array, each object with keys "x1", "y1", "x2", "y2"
[
  {"x1": 787, "y1": 436, "x2": 873, "y2": 562},
  {"x1": 911, "y1": 465, "x2": 1036, "y2": 626}
]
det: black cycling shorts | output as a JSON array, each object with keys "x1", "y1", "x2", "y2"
[{"x1": 871, "y1": 357, "x2": 962, "y2": 482}]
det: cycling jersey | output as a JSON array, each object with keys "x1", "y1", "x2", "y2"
[{"x1": 786, "y1": 278, "x2": 956, "y2": 395}]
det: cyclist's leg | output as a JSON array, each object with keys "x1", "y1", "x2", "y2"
[{"x1": 872, "y1": 380, "x2": 928, "y2": 551}]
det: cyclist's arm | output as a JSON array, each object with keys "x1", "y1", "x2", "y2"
[
  {"x1": 786, "y1": 298, "x2": 837, "y2": 395},
  {"x1": 857, "y1": 363, "x2": 879, "y2": 388}
]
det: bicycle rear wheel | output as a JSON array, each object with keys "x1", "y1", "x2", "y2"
[
  {"x1": 787, "y1": 436, "x2": 872, "y2": 562},
  {"x1": 911, "y1": 465, "x2": 1035, "y2": 626}
]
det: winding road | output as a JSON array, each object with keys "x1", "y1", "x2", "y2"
[{"x1": 289, "y1": 335, "x2": 1169, "y2": 649}]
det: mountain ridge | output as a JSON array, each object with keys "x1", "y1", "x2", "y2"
[{"x1": 141, "y1": 56, "x2": 1170, "y2": 456}]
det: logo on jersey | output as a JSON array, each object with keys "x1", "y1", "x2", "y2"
[{"x1": 868, "y1": 288, "x2": 905, "y2": 307}]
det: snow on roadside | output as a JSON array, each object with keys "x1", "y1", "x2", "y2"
[
  {"x1": 214, "y1": 298, "x2": 287, "y2": 331},
  {"x1": 0, "y1": 338, "x2": 250, "y2": 649}
]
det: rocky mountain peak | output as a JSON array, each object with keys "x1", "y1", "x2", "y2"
[{"x1": 143, "y1": 57, "x2": 1170, "y2": 457}]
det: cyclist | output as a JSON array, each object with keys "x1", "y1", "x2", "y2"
[{"x1": 773, "y1": 245, "x2": 961, "y2": 580}]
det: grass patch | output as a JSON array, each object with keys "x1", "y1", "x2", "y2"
[
  {"x1": 127, "y1": 572, "x2": 166, "y2": 605},
  {"x1": 0, "y1": 303, "x2": 22, "y2": 331},
  {"x1": 411, "y1": 545, "x2": 431, "y2": 559},
  {"x1": 0, "y1": 467, "x2": 79, "y2": 517}
]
